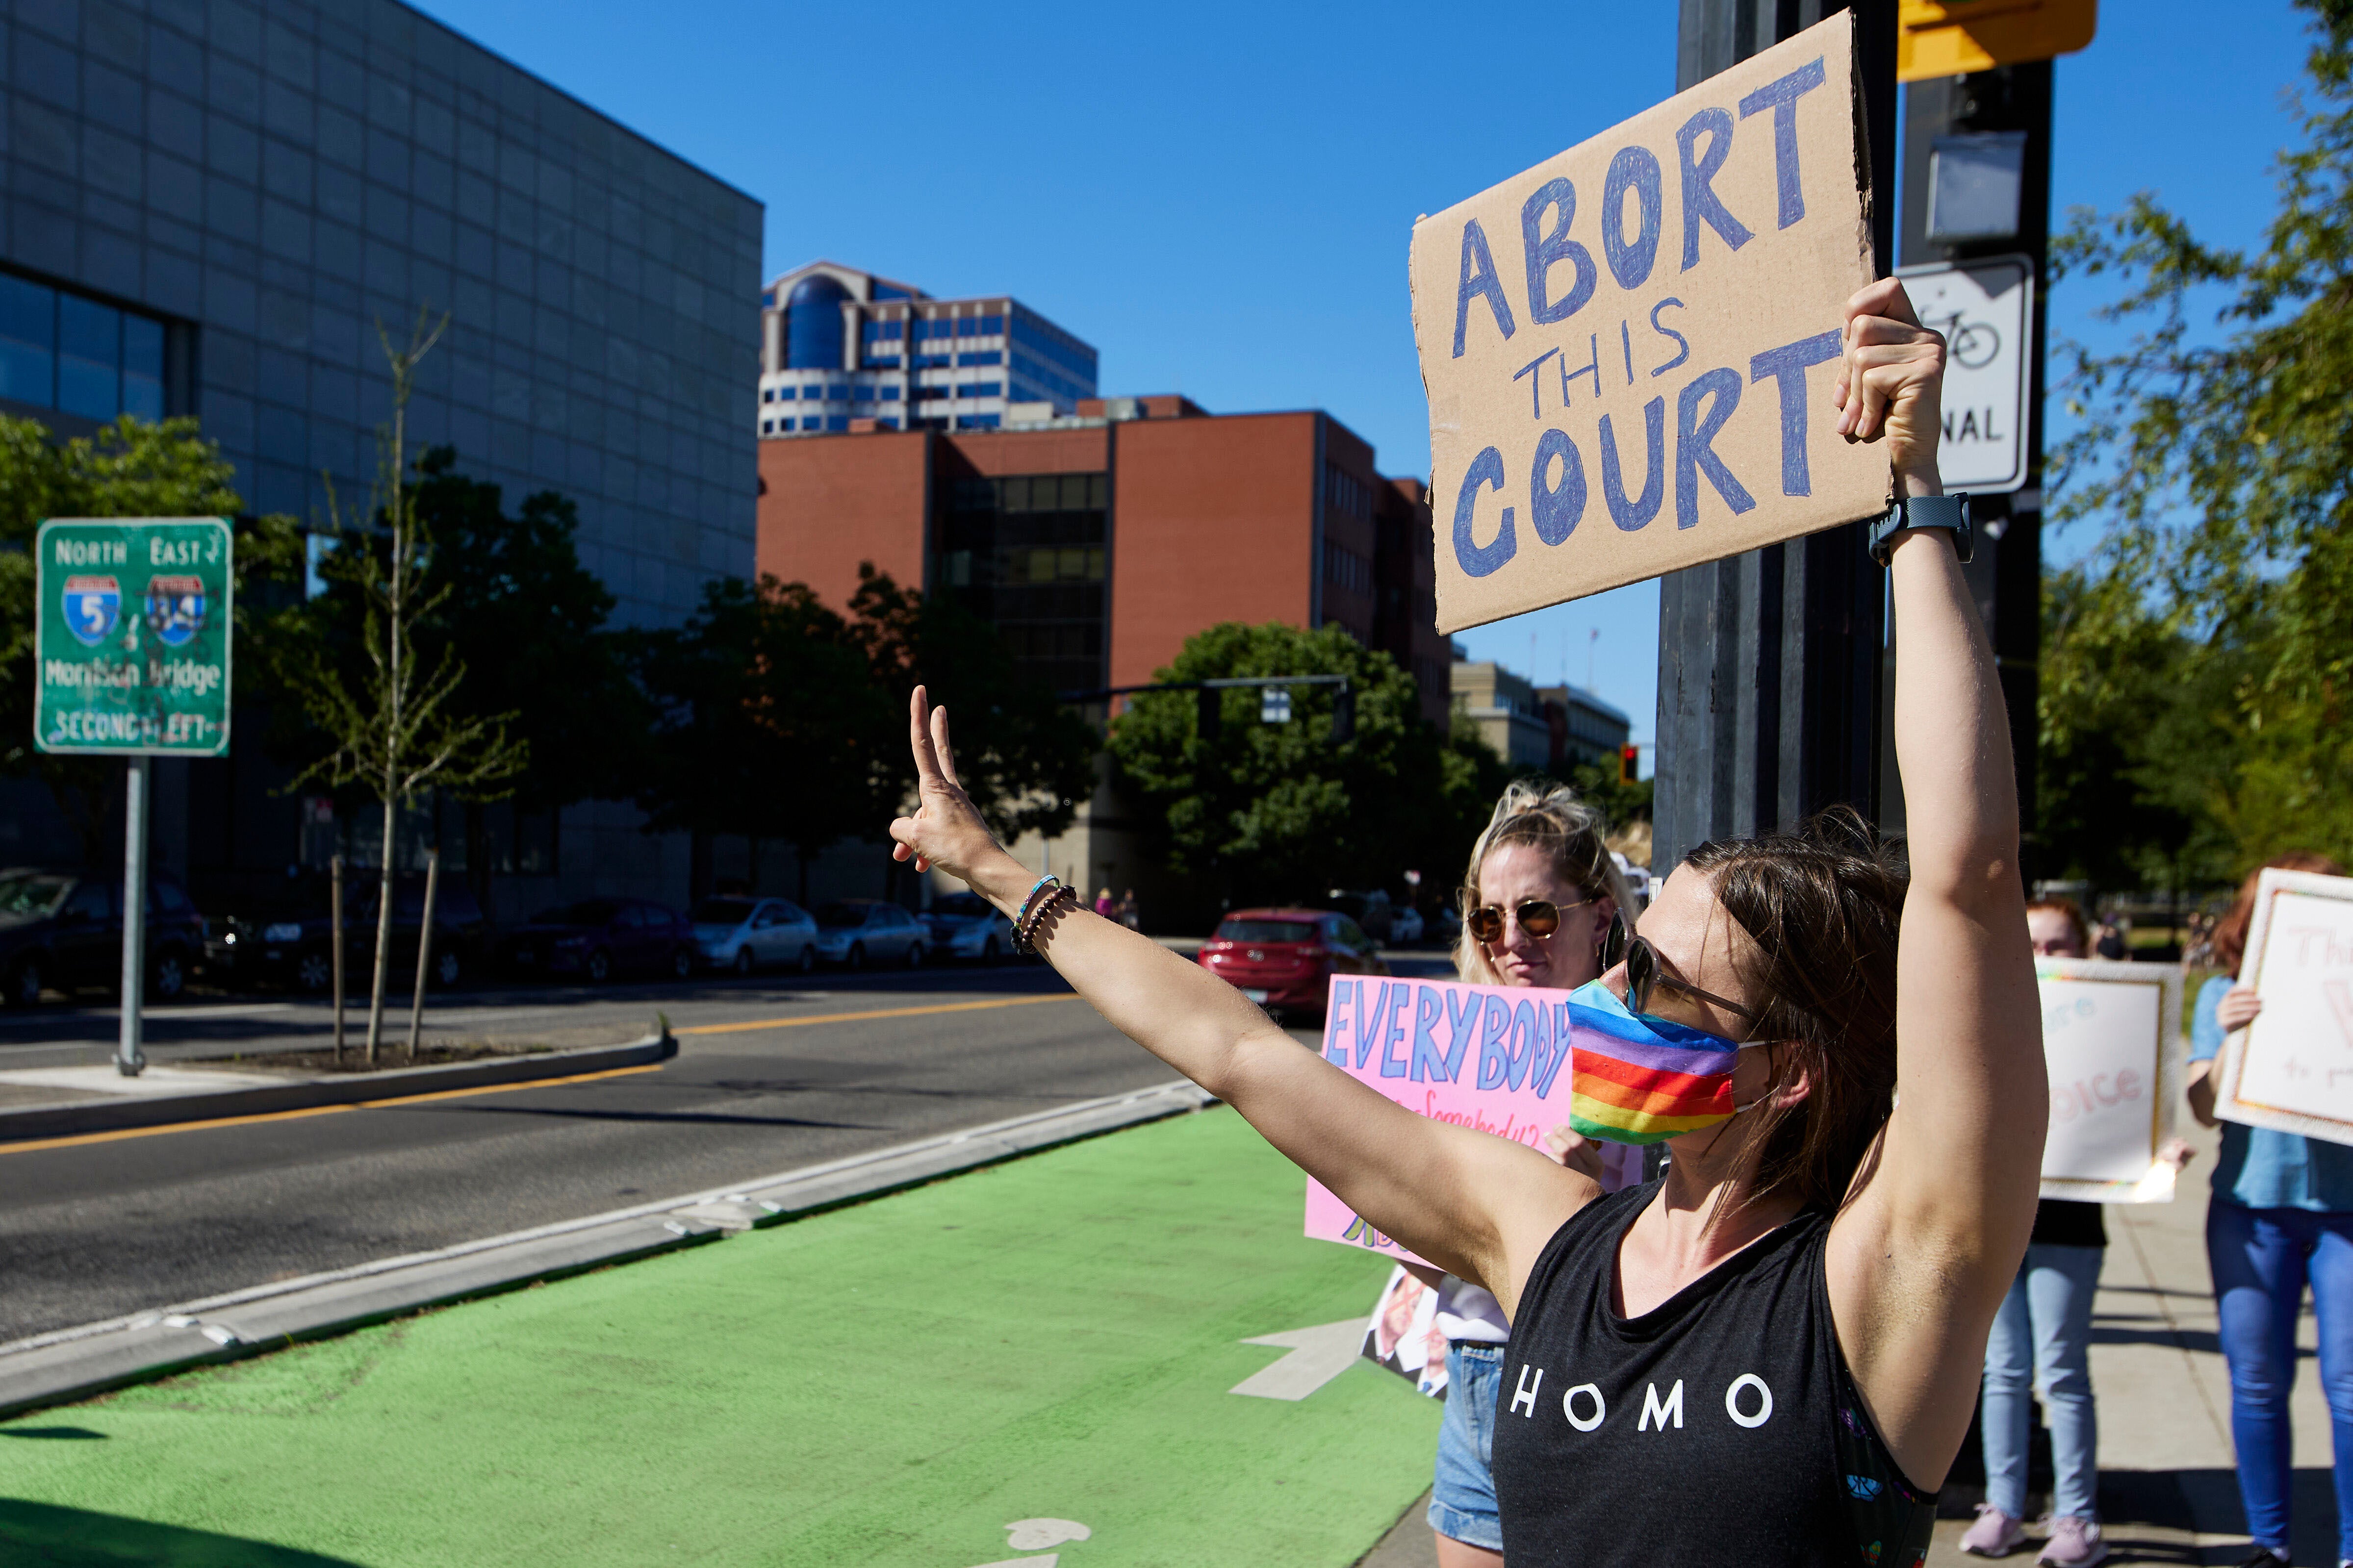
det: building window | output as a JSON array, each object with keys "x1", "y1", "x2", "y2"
[
  {"x1": 865, "y1": 354, "x2": 902, "y2": 369},
  {"x1": 853, "y1": 385, "x2": 875, "y2": 402},
  {"x1": 957, "y1": 351, "x2": 1002, "y2": 367},
  {"x1": 933, "y1": 470, "x2": 1111, "y2": 695},
  {"x1": 915, "y1": 353, "x2": 951, "y2": 369},
  {"x1": 803, "y1": 417, "x2": 826, "y2": 430},
  {"x1": 0, "y1": 270, "x2": 168, "y2": 423},
  {"x1": 826, "y1": 416, "x2": 849, "y2": 432},
  {"x1": 1325, "y1": 462, "x2": 1373, "y2": 524},
  {"x1": 1323, "y1": 540, "x2": 1372, "y2": 597},
  {"x1": 827, "y1": 383, "x2": 849, "y2": 400},
  {"x1": 878, "y1": 384, "x2": 902, "y2": 402},
  {"x1": 876, "y1": 417, "x2": 899, "y2": 430},
  {"x1": 980, "y1": 314, "x2": 1004, "y2": 334},
  {"x1": 958, "y1": 413, "x2": 1000, "y2": 430}
]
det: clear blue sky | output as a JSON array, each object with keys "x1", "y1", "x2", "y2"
[{"x1": 418, "y1": 0, "x2": 2317, "y2": 769}]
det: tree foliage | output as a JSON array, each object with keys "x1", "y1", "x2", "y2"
[
  {"x1": 0, "y1": 414, "x2": 301, "y2": 860},
  {"x1": 629, "y1": 564, "x2": 1094, "y2": 899},
  {"x1": 1107, "y1": 621, "x2": 1504, "y2": 907},
  {"x1": 2049, "y1": 0, "x2": 2353, "y2": 871}
]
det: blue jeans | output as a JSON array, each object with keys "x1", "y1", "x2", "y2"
[
  {"x1": 1429, "y1": 1341, "x2": 1504, "y2": 1551},
  {"x1": 1981, "y1": 1243, "x2": 2103, "y2": 1520},
  {"x1": 2209, "y1": 1201, "x2": 2353, "y2": 1559}
]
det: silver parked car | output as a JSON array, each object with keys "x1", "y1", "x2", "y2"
[
  {"x1": 691, "y1": 896, "x2": 819, "y2": 975},
  {"x1": 811, "y1": 899, "x2": 926, "y2": 970},
  {"x1": 920, "y1": 891, "x2": 1016, "y2": 964}
]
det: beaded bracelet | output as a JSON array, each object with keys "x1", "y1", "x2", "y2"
[{"x1": 1014, "y1": 879, "x2": 1072, "y2": 956}]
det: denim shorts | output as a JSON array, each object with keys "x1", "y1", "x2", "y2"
[{"x1": 1428, "y1": 1340, "x2": 1505, "y2": 1551}]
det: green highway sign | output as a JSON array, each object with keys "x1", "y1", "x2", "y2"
[{"x1": 35, "y1": 517, "x2": 234, "y2": 757}]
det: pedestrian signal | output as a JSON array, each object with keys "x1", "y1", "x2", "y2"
[{"x1": 1197, "y1": 686, "x2": 1221, "y2": 742}]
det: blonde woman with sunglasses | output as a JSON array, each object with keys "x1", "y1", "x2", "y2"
[
  {"x1": 888, "y1": 279, "x2": 2039, "y2": 1567},
  {"x1": 1407, "y1": 782, "x2": 1636, "y2": 1566}
]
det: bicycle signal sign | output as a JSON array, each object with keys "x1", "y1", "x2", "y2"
[{"x1": 1898, "y1": 255, "x2": 2034, "y2": 495}]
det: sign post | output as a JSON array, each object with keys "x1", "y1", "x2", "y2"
[{"x1": 34, "y1": 517, "x2": 234, "y2": 1076}]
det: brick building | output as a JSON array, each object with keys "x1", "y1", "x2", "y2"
[{"x1": 757, "y1": 394, "x2": 1452, "y2": 908}]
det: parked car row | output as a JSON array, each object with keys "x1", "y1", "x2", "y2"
[{"x1": 0, "y1": 865, "x2": 1024, "y2": 1007}]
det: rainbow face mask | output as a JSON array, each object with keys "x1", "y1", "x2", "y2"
[{"x1": 1564, "y1": 980, "x2": 1744, "y2": 1145}]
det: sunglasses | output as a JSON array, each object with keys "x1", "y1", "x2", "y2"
[
  {"x1": 1601, "y1": 912, "x2": 1759, "y2": 1025},
  {"x1": 1464, "y1": 896, "x2": 1594, "y2": 945}
]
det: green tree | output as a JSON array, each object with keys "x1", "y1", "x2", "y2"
[
  {"x1": 848, "y1": 564, "x2": 1096, "y2": 858},
  {"x1": 274, "y1": 317, "x2": 523, "y2": 1061},
  {"x1": 401, "y1": 448, "x2": 646, "y2": 912},
  {"x1": 1107, "y1": 621, "x2": 1493, "y2": 908},
  {"x1": 2050, "y1": 0, "x2": 2353, "y2": 870},
  {"x1": 629, "y1": 574, "x2": 888, "y2": 901},
  {"x1": 0, "y1": 414, "x2": 301, "y2": 860}
]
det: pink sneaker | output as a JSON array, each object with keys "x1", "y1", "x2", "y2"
[
  {"x1": 2037, "y1": 1517, "x2": 2106, "y2": 1568},
  {"x1": 1960, "y1": 1504, "x2": 2027, "y2": 1557}
]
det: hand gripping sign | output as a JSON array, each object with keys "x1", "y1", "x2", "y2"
[
  {"x1": 2212, "y1": 868, "x2": 2353, "y2": 1147},
  {"x1": 2034, "y1": 957, "x2": 2184, "y2": 1202},
  {"x1": 1409, "y1": 11, "x2": 1888, "y2": 632},
  {"x1": 1307, "y1": 975, "x2": 1644, "y2": 1264}
]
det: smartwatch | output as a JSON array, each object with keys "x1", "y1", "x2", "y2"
[{"x1": 1867, "y1": 492, "x2": 1972, "y2": 567}]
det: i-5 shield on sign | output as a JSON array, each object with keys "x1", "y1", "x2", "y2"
[{"x1": 62, "y1": 575, "x2": 121, "y2": 645}]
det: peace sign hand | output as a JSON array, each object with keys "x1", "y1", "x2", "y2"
[{"x1": 889, "y1": 685, "x2": 1016, "y2": 895}]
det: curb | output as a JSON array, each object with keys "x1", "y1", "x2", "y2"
[
  {"x1": 0, "y1": 1078, "x2": 1214, "y2": 1419},
  {"x1": 0, "y1": 1030, "x2": 679, "y2": 1143}
]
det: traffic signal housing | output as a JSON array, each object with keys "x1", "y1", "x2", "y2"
[{"x1": 1620, "y1": 744, "x2": 1638, "y2": 785}]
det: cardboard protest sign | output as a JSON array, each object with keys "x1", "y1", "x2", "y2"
[
  {"x1": 1306, "y1": 974, "x2": 1644, "y2": 1265},
  {"x1": 2213, "y1": 869, "x2": 2353, "y2": 1146},
  {"x1": 2034, "y1": 957, "x2": 2183, "y2": 1202},
  {"x1": 1410, "y1": 11, "x2": 1888, "y2": 632}
]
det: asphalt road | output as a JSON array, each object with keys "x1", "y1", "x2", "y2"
[{"x1": 0, "y1": 948, "x2": 1456, "y2": 1344}]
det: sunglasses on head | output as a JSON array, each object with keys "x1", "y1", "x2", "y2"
[
  {"x1": 1601, "y1": 912, "x2": 1759, "y2": 1025},
  {"x1": 1463, "y1": 896, "x2": 1594, "y2": 945}
]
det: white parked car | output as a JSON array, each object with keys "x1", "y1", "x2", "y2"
[
  {"x1": 691, "y1": 897, "x2": 819, "y2": 975},
  {"x1": 920, "y1": 892, "x2": 1017, "y2": 964}
]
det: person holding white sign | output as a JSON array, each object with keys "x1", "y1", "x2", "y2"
[
  {"x1": 2188, "y1": 851, "x2": 2353, "y2": 1568},
  {"x1": 889, "y1": 279, "x2": 2034, "y2": 1568},
  {"x1": 1963, "y1": 898, "x2": 2108, "y2": 1563}
]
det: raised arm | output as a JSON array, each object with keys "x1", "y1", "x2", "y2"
[
  {"x1": 888, "y1": 693, "x2": 1594, "y2": 1307},
  {"x1": 1822, "y1": 278, "x2": 2046, "y2": 1481}
]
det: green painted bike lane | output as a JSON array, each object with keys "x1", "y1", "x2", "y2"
[{"x1": 0, "y1": 1107, "x2": 1440, "y2": 1568}]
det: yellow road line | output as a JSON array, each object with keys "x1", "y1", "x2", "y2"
[
  {"x1": 0, "y1": 1063, "x2": 665, "y2": 1157},
  {"x1": 674, "y1": 993, "x2": 1081, "y2": 1037}
]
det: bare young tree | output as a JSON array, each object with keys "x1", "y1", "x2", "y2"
[{"x1": 284, "y1": 312, "x2": 523, "y2": 1062}]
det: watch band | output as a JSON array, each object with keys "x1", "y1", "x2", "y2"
[{"x1": 1868, "y1": 492, "x2": 1972, "y2": 567}]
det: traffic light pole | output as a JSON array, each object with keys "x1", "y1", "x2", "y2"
[
  {"x1": 1899, "y1": 61, "x2": 2051, "y2": 871},
  {"x1": 1652, "y1": 0, "x2": 1899, "y2": 871}
]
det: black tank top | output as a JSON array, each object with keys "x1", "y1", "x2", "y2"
[{"x1": 1493, "y1": 1182, "x2": 1936, "y2": 1568}]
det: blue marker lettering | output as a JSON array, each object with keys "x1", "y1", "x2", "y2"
[
  {"x1": 1737, "y1": 57, "x2": 1827, "y2": 231},
  {"x1": 1676, "y1": 367, "x2": 1756, "y2": 530},
  {"x1": 1521, "y1": 177, "x2": 1597, "y2": 326},
  {"x1": 1355, "y1": 980, "x2": 1390, "y2": 1069},
  {"x1": 1507, "y1": 1000, "x2": 1540, "y2": 1090},
  {"x1": 1446, "y1": 987, "x2": 1482, "y2": 1065},
  {"x1": 1534, "y1": 1003, "x2": 1575, "y2": 1097},
  {"x1": 1380, "y1": 984, "x2": 1414, "y2": 1078},
  {"x1": 1452, "y1": 447, "x2": 1515, "y2": 577},
  {"x1": 1325, "y1": 979, "x2": 1354, "y2": 1064},
  {"x1": 1476, "y1": 994, "x2": 1515, "y2": 1091},
  {"x1": 1409, "y1": 985, "x2": 1450, "y2": 1082},
  {"x1": 1559, "y1": 334, "x2": 1602, "y2": 409},
  {"x1": 1649, "y1": 299, "x2": 1691, "y2": 378},
  {"x1": 1513, "y1": 347, "x2": 1561, "y2": 419},
  {"x1": 1677, "y1": 107, "x2": 1754, "y2": 271},
  {"x1": 1601, "y1": 145, "x2": 1664, "y2": 290},
  {"x1": 1453, "y1": 218, "x2": 1518, "y2": 357},
  {"x1": 1530, "y1": 428, "x2": 1586, "y2": 546},
  {"x1": 1748, "y1": 329, "x2": 1842, "y2": 495},
  {"x1": 1600, "y1": 397, "x2": 1667, "y2": 531}
]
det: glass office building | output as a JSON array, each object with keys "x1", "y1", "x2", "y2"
[
  {"x1": 757, "y1": 261, "x2": 1096, "y2": 436},
  {"x1": 0, "y1": 0, "x2": 764, "y2": 893}
]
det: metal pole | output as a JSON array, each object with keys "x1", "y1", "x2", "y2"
[
  {"x1": 331, "y1": 853, "x2": 346, "y2": 1061},
  {"x1": 406, "y1": 847, "x2": 439, "y2": 1061},
  {"x1": 118, "y1": 755, "x2": 149, "y2": 1077}
]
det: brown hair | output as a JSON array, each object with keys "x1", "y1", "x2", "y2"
[
  {"x1": 2213, "y1": 852, "x2": 2346, "y2": 976},
  {"x1": 1682, "y1": 809, "x2": 1908, "y2": 1214},
  {"x1": 1454, "y1": 779, "x2": 1635, "y2": 985},
  {"x1": 2025, "y1": 896, "x2": 2090, "y2": 955}
]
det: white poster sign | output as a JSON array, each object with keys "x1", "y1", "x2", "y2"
[
  {"x1": 1894, "y1": 255, "x2": 2032, "y2": 494},
  {"x1": 2215, "y1": 869, "x2": 2353, "y2": 1146},
  {"x1": 2037, "y1": 957, "x2": 2182, "y2": 1202}
]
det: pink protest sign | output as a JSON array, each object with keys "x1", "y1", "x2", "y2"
[{"x1": 1305, "y1": 973, "x2": 1642, "y2": 1263}]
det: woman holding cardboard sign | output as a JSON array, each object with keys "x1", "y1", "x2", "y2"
[
  {"x1": 888, "y1": 278, "x2": 2036, "y2": 1568},
  {"x1": 2188, "y1": 851, "x2": 2353, "y2": 1568}
]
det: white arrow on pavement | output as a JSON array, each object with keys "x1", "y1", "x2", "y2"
[{"x1": 1228, "y1": 1318, "x2": 1366, "y2": 1400}]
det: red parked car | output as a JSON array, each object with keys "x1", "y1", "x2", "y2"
[{"x1": 1197, "y1": 908, "x2": 1388, "y2": 1018}]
